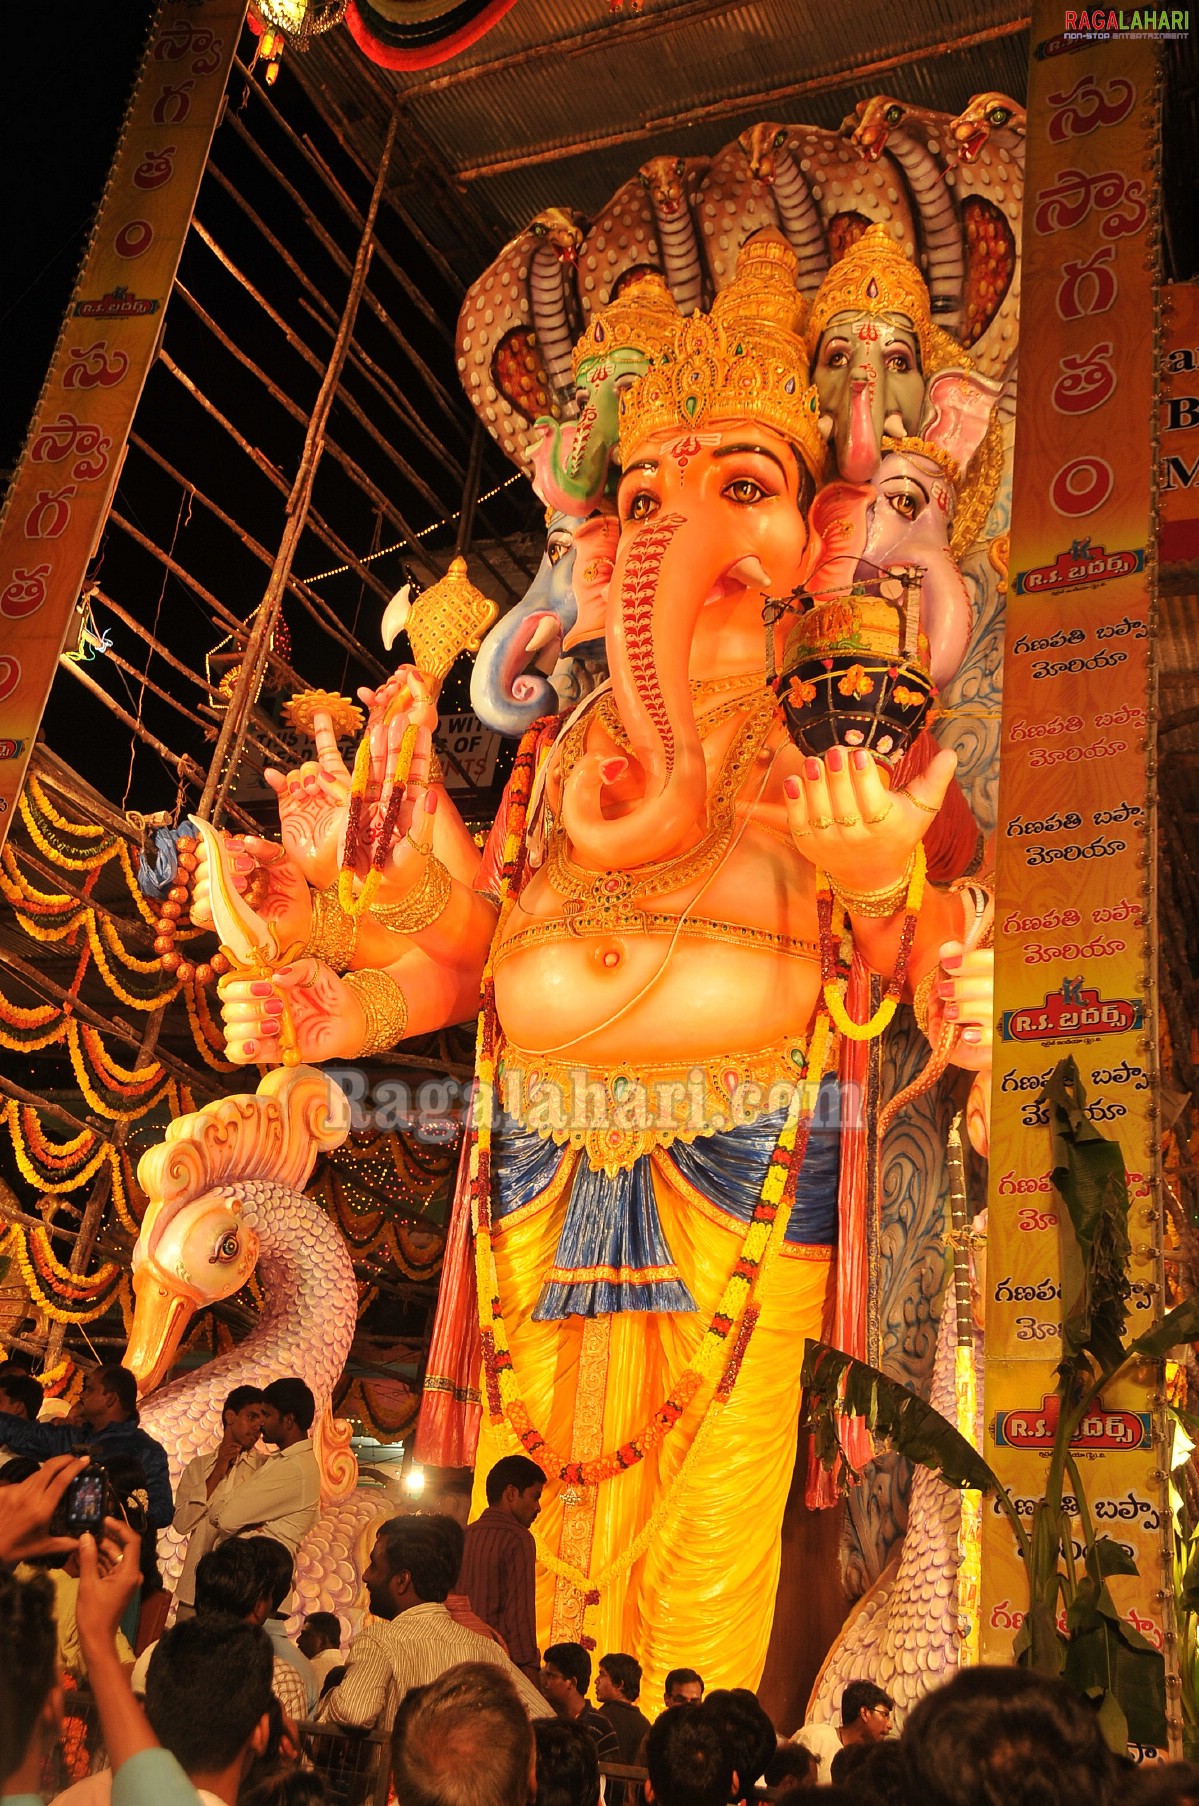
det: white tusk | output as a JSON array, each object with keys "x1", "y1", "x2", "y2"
[
  {"x1": 381, "y1": 585, "x2": 412, "y2": 652},
  {"x1": 727, "y1": 554, "x2": 772, "y2": 590},
  {"x1": 883, "y1": 412, "x2": 906, "y2": 439},
  {"x1": 818, "y1": 413, "x2": 834, "y2": 441},
  {"x1": 525, "y1": 615, "x2": 562, "y2": 654}
]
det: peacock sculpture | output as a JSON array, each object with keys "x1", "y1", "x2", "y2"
[{"x1": 126, "y1": 1065, "x2": 384, "y2": 1627}]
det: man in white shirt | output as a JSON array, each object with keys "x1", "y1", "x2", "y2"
[
  {"x1": 792, "y1": 1679, "x2": 894, "y2": 1782},
  {"x1": 319, "y1": 1514, "x2": 551, "y2": 1735},
  {"x1": 208, "y1": 1377, "x2": 320, "y2": 1556},
  {"x1": 172, "y1": 1385, "x2": 267, "y2": 1617}
]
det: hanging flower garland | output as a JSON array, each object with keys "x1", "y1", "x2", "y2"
[
  {"x1": 65, "y1": 1019, "x2": 176, "y2": 1121},
  {"x1": 108, "y1": 1149, "x2": 147, "y2": 1236},
  {"x1": 20, "y1": 780, "x2": 117, "y2": 871},
  {"x1": 182, "y1": 980, "x2": 238, "y2": 1073},
  {"x1": 0, "y1": 984, "x2": 64, "y2": 1052},
  {"x1": 1, "y1": 1224, "x2": 127, "y2": 1324},
  {"x1": 4, "y1": 1102, "x2": 109, "y2": 1193}
]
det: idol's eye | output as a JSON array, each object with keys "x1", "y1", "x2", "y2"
[
  {"x1": 884, "y1": 104, "x2": 904, "y2": 126},
  {"x1": 613, "y1": 372, "x2": 639, "y2": 393},
  {"x1": 213, "y1": 1232, "x2": 241, "y2": 1265},
  {"x1": 986, "y1": 105, "x2": 1012, "y2": 126},
  {"x1": 626, "y1": 490, "x2": 659, "y2": 522},
  {"x1": 547, "y1": 535, "x2": 571, "y2": 565},
  {"x1": 881, "y1": 477, "x2": 927, "y2": 520},
  {"x1": 886, "y1": 490, "x2": 920, "y2": 521},
  {"x1": 724, "y1": 477, "x2": 767, "y2": 505},
  {"x1": 774, "y1": 129, "x2": 788, "y2": 147},
  {"x1": 574, "y1": 387, "x2": 590, "y2": 410},
  {"x1": 530, "y1": 219, "x2": 547, "y2": 238},
  {"x1": 824, "y1": 348, "x2": 849, "y2": 370},
  {"x1": 884, "y1": 347, "x2": 912, "y2": 373}
]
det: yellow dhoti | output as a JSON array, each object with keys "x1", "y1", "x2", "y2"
[{"x1": 473, "y1": 1135, "x2": 835, "y2": 1697}]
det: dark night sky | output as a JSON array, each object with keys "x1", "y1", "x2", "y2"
[{"x1": 0, "y1": 7, "x2": 160, "y2": 485}]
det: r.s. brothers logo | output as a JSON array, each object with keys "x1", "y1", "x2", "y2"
[
  {"x1": 1014, "y1": 536, "x2": 1144, "y2": 596},
  {"x1": 1001, "y1": 976, "x2": 1143, "y2": 1042}
]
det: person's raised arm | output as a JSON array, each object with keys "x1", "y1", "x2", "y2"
[
  {"x1": 0, "y1": 1409, "x2": 81, "y2": 1461},
  {"x1": 140, "y1": 1437, "x2": 175, "y2": 1529},
  {"x1": 0, "y1": 1452, "x2": 87, "y2": 1564},
  {"x1": 207, "y1": 1454, "x2": 288, "y2": 1535}
]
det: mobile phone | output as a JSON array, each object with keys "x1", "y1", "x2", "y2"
[{"x1": 50, "y1": 1468, "x2": 114, "y2": 1538}]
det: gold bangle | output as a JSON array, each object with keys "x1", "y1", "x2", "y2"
[
  {"x1": 343, "y1": 968, "x2": 409, "y2": 1055},
  {"x1": 831, "y1": 855, "x2": 916, "y2": 919},
  {"x1": 371, "y1": 854, "x2": 453, "y2": 935},
  {"x1": 303, "y1": 886, "x2": 359, "y2": 974},
  {"x1": 912, "y1": 968, "x2": 938, "y2": 1037}
]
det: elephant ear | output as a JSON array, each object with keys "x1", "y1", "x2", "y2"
[
  {"x1": 802, "y1": 480, "x2": 871, "y2": 602},
  {"x1": 921, "y1": 368, "x2": 1003, "y2": 472}
]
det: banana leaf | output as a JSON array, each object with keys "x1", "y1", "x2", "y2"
[
  {"x1": 800, "y1": 1340, "x2": 998, "y2": 1493},
  {"x1": 1042, "y1": 1057, "x2": 1132, "y2": 1387},
  {"x1": 1100, "y1": 1293, "x2": 1199, "y2": 1373}
]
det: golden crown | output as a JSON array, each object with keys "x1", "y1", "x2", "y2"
[
  {"x1": 617, "y1": 233, "x2": 824, "y2": 477},
  {"x1": 806, "y1": 225, "x2": 969, "y2": 374},
  {"x1": 572, "y1": 272, "x2": 682, "y2": 379}
]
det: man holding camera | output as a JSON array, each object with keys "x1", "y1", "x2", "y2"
[{"x1": 0, "y1": 1363, "x2": 172, "y2": 1528}]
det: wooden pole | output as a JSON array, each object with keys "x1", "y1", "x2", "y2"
[{"x1": 200, "y1": 107, "x2": 401, "y2": 824}]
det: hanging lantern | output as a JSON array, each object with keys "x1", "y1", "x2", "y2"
[{"x1": 250, "y1": 0, "x2": 348, "y2": 82}]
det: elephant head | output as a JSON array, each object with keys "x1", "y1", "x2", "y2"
[
  {"x1": 531, "y1": 274, "x2": 681, "y2": 516},
  {"x1": 557, "y1": 232, "x2": 825, "y2": 871},
  {"x1": 807, "y1": 225, "x2": 966, "y2": 484},
  {"x1": 857, "y1": 448, "x2": 971, "y2": 690},
  {"x1": 469, "y1": 511, "x2": 582, "y2": 737}
]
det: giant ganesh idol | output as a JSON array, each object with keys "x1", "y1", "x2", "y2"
[{"x1": 195, "y1": 233, "x2": 994, "y2": 1694}]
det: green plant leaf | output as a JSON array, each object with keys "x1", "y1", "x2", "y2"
[
  {"x1": 1087, "y1": 1536, "x2": 1140, "y2": 1583},
  {"x1": 1042, "y1": 1056, "x2": 1132, "y2": 1386},
  {"x1": 1064, "y1": 1620, "x2": 1166, "y2": 1746},
  {"x1": 1111, "y1": 1294, "x2": 1199, "y2": 1370},
  {"x1": 800, "y1": 1340, "x2": 998, "y2": 1493}
]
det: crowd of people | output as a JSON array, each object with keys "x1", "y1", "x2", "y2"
[{"x1": 4, "y1": 1364, "x2": 1199, "y2": 1806}]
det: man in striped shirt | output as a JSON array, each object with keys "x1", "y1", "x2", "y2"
[
  {"x1": 317, "y1": 1515, "x2": 551, "y2": 1734},
  {"x1": 457, "y1": 1455, "x2": 545, "y2": 1684}
]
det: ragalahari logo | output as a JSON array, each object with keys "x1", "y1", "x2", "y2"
[{"x1": 1064, "y1": 7, "x2": 1190, "y2": 33}]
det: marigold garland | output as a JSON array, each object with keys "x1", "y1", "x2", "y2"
[
  {"x1": 1, "y1": 1223, "x2": 127, "y2": 1324},
  {"x1": 183, "y1": 980, "x2": 238, "y2": 1073},
  {"x1": 4, "y1": 1102, "x2": 109, "y2": 1193},
  {"x1": 339, "y1": 721, "x2": 419, "y2": 918},
  {"x1": 817, "y1": 844, "x2": 926, "y2": 1041},
  {"x1": 65, "y1": 1019, "x2": 177, "y2": 1121},
  {"x1": 0, "y1": 984, "x2": 64, "y2": 1051},
  {"x1": 20, "y1": 782, "x2": 116, "y2": 870}
]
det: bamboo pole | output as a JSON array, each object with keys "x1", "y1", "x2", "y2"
[
  {"x1": 229, "y1": 63, "x2": 451, "y2": 342},
  {"x1": 0, "y1": 1073, "x2": 109, "y2": 1141},
  {"x1": 200, "y1": 108, "x2": 402, "y2": 824},
  {"x1": 57, "y1": 658, "x2": 208, "y2": 791}
]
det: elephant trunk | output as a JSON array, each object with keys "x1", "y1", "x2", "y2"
[
  {"x1": 531, "y1": 411, "x2": 611, "y2": 516},
  {"x1": 470, "y1": 588, "x2": 573, "y2": 738},
  {"x1": 842, "y1": 375, "x2": 883, "y2": 484},
  {"x1": 562, "y1": 510, "x2": 710, "y2": 870}
]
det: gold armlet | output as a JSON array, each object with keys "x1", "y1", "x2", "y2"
[
  {"x1": 343, "y1": 968, "x2": 409, "y2": 1055},
  {"x1": 303, "y1": 886, "x2": 359, "y2": 974},
  {"x1": 371, "y1": 854, "x2": 453, "y2": 935},
  {"x1": 912, "y1": 969, "x2": 938, "y2": 1038},
  {"x1": 831, "y1": 855, "x2": 916, "y2": 920}
]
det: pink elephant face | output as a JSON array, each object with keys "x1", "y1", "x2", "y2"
[
  {"x1": 616, "y1": 421, "x2": 812, "y2": 602},
  {"x1": 861, "y1": 449, "x2": 972, "y2": 689}
]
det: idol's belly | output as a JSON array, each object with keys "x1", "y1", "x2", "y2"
[{"x1": 492, "y1": 929, "x2": 822, "y2": 1065}]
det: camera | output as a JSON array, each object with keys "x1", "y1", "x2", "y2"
[{"x1": 49, "y1": 1462, "x2": 117, "y2": 1539}]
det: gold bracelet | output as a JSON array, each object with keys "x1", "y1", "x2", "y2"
[
  {"x1": 831, "y1": 855, "x2": 916, "y2": 919},
  {"x1": 343, "y1": 968, "x2": 409, "y2": 1055},
  {"x1": 912, "y1": 968, "x2": 938, "y2": 1037},
  {"x1": 371, "y1": 854, "x2": 453, "y2": 935},
  {"x1": 303, "y1": 885, "x2": 359, "y2": 973}
]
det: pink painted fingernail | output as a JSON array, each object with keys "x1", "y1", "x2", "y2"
[
  {"x1": 251, "y1": 982, "x2": 274, "y2": 997},
  {"x1": 942, "y1": 1003, "x2": 960, "y2": 1021},
  {"x1": 827, "y1": 747, "x2": 844, "y2": 773},
  {"x1": 941, "y1": 950, "x2": 962, "y2": 968},
  {"x1": 805, "y1": 759, "x2": 822, "y2": 782},
  {"x1": 936, "y1": 980, "x2": 956, "y2": 1000},
  {"x1": 852, "y1": 748, "x2": 870, "y2": 771},
  {"x1": 784, "y1": 775, "x2": 801, "y2": 800},
  {"x1": 243, "y1": 1041, "x2": 257, "y2": 1057},
  {"x1": 961, "y1": 1027, "x2": 981, "y2": 1044},
  {"x1": 264, "y1": 997, "x2": 284, "y2": 1015}
]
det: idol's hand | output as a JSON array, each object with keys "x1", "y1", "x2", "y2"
[
  {"x1": 194, "y1": 832, "x2": 313, "y2": 951},
  {"x1": 217, "y1": 956, "x2": 366, "y2": 1065},
  {"x1": 264, "y1": 710, "x2": 353, "y2": 890},
  {"x1": 928, "y1": 939, "x2": 994, "y2": 1071},
  {"x1": 781, "y1": 743, "x2": 958, "y2": 893}
]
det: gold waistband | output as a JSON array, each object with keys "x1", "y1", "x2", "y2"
[
  {"x1": 492, "y1": 912, "x2": 819, "y2": 970},
  {"x1": 496, "y1": 1028, "x2": 829, "y2": 1175}
]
